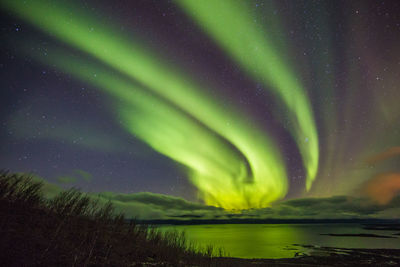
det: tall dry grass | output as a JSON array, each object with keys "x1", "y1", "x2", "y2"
[{"x1": 0, "y1": 171, "x2": 224, "y2": 266}]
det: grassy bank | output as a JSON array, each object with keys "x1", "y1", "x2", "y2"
[{"x1": 0, "y1": 171, "x2": 222, "y2": 266}]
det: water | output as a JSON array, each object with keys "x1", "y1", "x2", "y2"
[{"x1": 159, "y1": 224, "x2": 400, "y2": 258}]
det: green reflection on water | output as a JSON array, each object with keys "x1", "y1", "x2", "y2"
[
  {"x1": 159, "y1": 224, "x2": 400, "y2": 259},
  {"x1": 161, "y1": 224, "x2": 304, "y2": 258}
]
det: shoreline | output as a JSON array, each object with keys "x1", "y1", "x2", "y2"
[
  {"x1": 212, "y1": 247, "x2": 400, "y2": 266},
  {"x1": 134, "y1": 247, "x2": 400, "y2": 266},
  {"x1": 137, "y1": 219, "x2": 400, "y2": 225}
]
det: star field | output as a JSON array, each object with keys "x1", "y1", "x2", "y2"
[{"x1": 1, "y1": 0, "x2": 399, "y2": 209}]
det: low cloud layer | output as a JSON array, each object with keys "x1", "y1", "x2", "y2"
[
  {"x1": 248, "y1": 195, "x2": 400, "y2": 219},
  {"x1": 32, "y1": 176, "x2": 400, "y2": 220},
  {"x1": 96, "y1": 191, "x2": 225, "y2": 220},
  {"x1": 56, "y1": 169, "x2": 92, "y2": 184},
  {"x1": 94, "y1": 193, "x2": 400, "y2": 220}
]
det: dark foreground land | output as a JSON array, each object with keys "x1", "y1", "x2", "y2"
[
  {"x1": 1, "y1": 171, "x2": 400, "y2": 266},
  {"x1": 0, "y1": 171, "x2": 222, "y2": 266},
  {"x1": 215, "y1": 247, "x2": 400, "y2": 266}
]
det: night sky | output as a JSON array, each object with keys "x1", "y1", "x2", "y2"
[{"x1": 1, "y1": 0, "x2": 399, "y2": 217}]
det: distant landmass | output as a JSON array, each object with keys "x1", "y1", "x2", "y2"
[{"x1": 137, "y1": 218, "x2": 400, "y2": 225}]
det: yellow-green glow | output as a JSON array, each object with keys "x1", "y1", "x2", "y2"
[
  {"x1": 176, "y1": 0, "x2": 319, "y2": 190},
  {"x1": 2, "y1": 0, "x2": 290, "y2": 209},
  {"x1": 43, "y1": 51, "x2": 286, "y2": 209}
]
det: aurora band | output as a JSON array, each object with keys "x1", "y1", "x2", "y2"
[
  {"x1": 2, "y1": 0, "x2": 289, "y2": 209},
  {"x1": 176, "y1": 0, "x2": 319, "y2": 190}
]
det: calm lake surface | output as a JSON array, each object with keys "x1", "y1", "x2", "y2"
[{"x1": 159, "y1": 224, "x2": 400, "y2": 258}]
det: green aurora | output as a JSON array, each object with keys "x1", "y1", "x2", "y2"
[
  {"x1": 40, "y1": 51, "x2": 287, "y2": 209},
  {"x1": 2, "y1": 0, "x2": 319, "y2": 209},
  {"x1": 176, "y1": 0, "x2": 319, "y2": 190},
  {"x1": 1, "y1": 0, "x2": 305, "y2": 209},
  {"x1": 1, "y1": 0, "x2": 400, "y2": 212}
]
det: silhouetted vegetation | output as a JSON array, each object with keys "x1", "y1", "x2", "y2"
[
  {"x1": 0, "y1": 171, "x2": 224, "y2": 266},
  {"x1": 2, "y1": 171, "x2": 400, "y2": 266}
]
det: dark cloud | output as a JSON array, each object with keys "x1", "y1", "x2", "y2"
[
  {"x1": 245, "y1": 195, "x2": 400, "y2": 220},
  {"x1": 56, "y1": 169, "x2": 92, "y2": 184},
  {"x1": 98, "y1": 191, "x2": 221, "y2": 211},
  {"x1": 95, "y1": 191, "x2": 225, "y2": 220},
  {"x1": 32, "y1": 175, "x2": 400, "y2": 220},
  {"x1": 260, "y1": 196, "x2": 386, "y2": 218},
  {"x1": 57, "y1": 176, "x2": 77, "y2": 184},
  {"x1": 169, "y1": 214, "x2": 205, "y2": 218}
]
